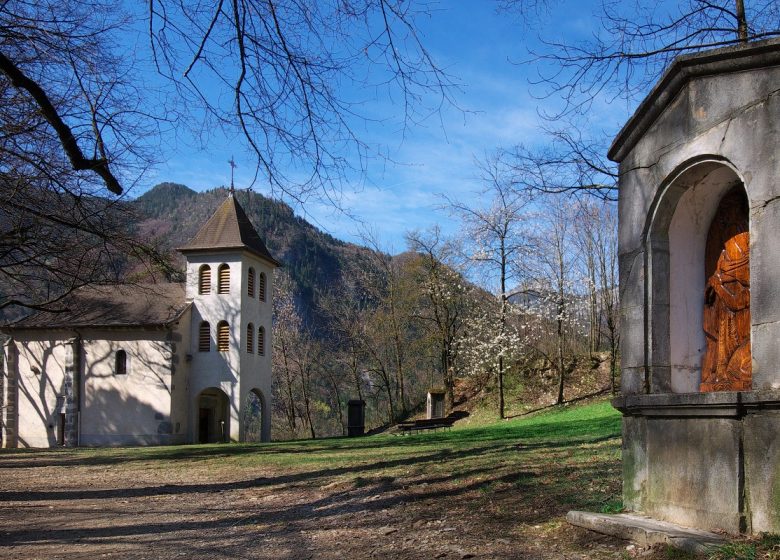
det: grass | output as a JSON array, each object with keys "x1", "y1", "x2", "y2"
[{"x1": 1, "y1": 399, "x2": 623, "y2": 511}]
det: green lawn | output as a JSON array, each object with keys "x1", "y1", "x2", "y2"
[{"x1": 4, "y1": 399, "x2": 624, "y2": 512}]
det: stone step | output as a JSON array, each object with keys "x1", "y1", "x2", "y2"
[{"x1": 566, "y1": 511, "x2": 727, "y2": 555}]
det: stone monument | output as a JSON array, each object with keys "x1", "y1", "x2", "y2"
[
  {"x1": 347, "y1": 399, "x2": 366, "y2": 437},
  {"x1": 611, "y1": 38, "x2": 780, "y2": 534}
]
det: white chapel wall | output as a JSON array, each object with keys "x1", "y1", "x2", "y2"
[
  {"x1": 186, "y1": 251, "x2": 243, "y2": 441},
  {"x1": 667, "y1": 165, "x2": 743, "y2": 392},
  {"x1": 238, "y1": 255, "x2": 274, "y2": 442},
  {"x1": 7, "y1": 334, "x2": 70, "y2": 448},
  {"x1": 78, "y1": 328, "x2": 180, "y2": 446}
]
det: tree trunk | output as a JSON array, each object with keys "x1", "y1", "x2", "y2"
[
  {"x1": 736, "y1": 0, "x2": 748, "y2": 42},
  {"x1": 498, "y1": 355, "x2": 505, "y2": 419},
  {"x1": 556, "y1": 294, "x2": 566, "y2": 405},
  {"x1": 389, "y1": 294, "x2": 407, "y2": 414},
  {"x1": 300, "y1": 366, "x2": 316, "y2": 439},
  {"x1": 498, "y1": 245, "x2": 507, "y2": 419},
  {"x1": 328, "y1": 373, "x2": 346, "y2": 435}
]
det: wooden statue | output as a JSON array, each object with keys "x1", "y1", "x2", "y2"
[{"x1": 700, "y1": 188, "x2": 751, "y2": 392}]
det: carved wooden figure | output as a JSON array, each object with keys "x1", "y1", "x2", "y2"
[{"x1": 700, "y1": 188, "x2": 751, "y2": 392}]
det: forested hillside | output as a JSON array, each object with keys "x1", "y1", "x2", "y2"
[{"x1": 133, "y1": 183, "x2": 375, "y2": 329}]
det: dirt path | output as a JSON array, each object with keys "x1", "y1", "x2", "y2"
[{"x1": 0, "y1": 446, "x2": 641, "y2": 560}]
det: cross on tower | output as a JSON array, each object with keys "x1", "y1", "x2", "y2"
[{"x1": 228, "y1": 157, "x2": 237, "y2": 194}]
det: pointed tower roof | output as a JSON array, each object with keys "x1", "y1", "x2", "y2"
[{"x1": 178, "y1": 194, "x2": 280, "y2": 266}]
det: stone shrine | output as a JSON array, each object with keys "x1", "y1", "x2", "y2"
[
  {"x1": 612, "y1": 38, "x2": 780, "y2": 534},
  {"x1": 427, "y1": 389, "x2": 446, "y2": 420}
]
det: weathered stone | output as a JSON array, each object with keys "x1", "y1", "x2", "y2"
[
  {"x1": 621, "y1": 416, "x2": 647, "y2": 511},
  {"x1": 566, "y1": 511, "x2": 726, "y2": 555},
  {"x1": 645, "y1": 417, "x2": 742, "y2": 533},
  {"x1": 743, "y1": 412, "x2": 780, "y2": 533},
  {"x1": 611, "y1": 39, "x2": 780, "y2": 535}
]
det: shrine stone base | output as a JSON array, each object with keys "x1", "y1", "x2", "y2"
[
  {"x1": 566, "y1": 511, "x2": 726, "y2": 554},
  {"x1": 613, "y1": 391, "x2": 780, "y2": 534}
]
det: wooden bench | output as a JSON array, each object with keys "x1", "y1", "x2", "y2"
[{"x1": 396, "y1": 416, "x2": 458, "y2": 435}]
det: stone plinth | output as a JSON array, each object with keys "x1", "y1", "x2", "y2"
[
  {"x1": 614, "y1": 391, "x2": 780, "y2": 533},
  {"x1": 567, "y1": 511, "x2": 726, "y2": 555}
]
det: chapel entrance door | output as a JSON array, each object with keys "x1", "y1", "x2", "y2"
[{"x1": 700, "y1": 186, "x2": 751, "y2": 392}]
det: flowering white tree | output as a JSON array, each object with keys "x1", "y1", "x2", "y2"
[{"x1": 445, "y1": 156, "x2": 532, "y2": 418}]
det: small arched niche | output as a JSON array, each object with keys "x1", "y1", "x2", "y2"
[{"x1": 648, "y1": 159, "x2": 749, "y2": 393}]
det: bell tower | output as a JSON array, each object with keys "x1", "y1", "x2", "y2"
[{"x1": 179, "y1": 192, "x2": 280, "y2": 443}]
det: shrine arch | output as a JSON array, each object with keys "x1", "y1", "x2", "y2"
[
  {"x1": 645, "y1": 158, "x2": 750, "y2": 393},
  {"x1": 242, "y1": 389, "x2": 265, "y2": 443}
]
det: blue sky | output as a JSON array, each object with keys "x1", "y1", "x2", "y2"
[{"x1": 135, "y1": 1, "x2": 622, "y2": 252}]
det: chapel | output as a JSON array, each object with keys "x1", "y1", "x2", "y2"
[{"x1": 1, "y1": 193, "x2": 279, "y2": 447}]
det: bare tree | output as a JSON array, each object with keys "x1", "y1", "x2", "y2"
[
  {"x1": 574, "y1": 200, "x2": 620, "y2": 392},
  {"x1": 523, "y1": 198, "x2": 580, "y2": 404},
  {"x1": 272, "y1": 271, "x2": 302, "y2": 435},
  {"x1": 147, "y1": 0, "x2": 457, "y2": 204},
  {"x1": 530, "y1": 0, "x2": 779, "y2": 117},
  {"x1": 318, "y1": 283, "x2": 368, "y2": 405},
  {"x1": 0, "y1": 2, "x2": 171, "y2": 314},
  {"x1": 502, "y1": 0, "x2": 780, "y2": 199},
  {"x1": 1, "y1": 0, "x2": 456, "y2": 315},
  {"x1": 445, "y1": 156, "x2": 532, "y2": 419},
  {"x1": 355, "y1": 233, "x2": 417, "y2": 416}
]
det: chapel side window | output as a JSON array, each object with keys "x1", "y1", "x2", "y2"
[
  {"x1": 199, "y1": 265, "x2": 211, "y2": 295},
  {"x1": 258, "y1": 272, "x2": 266, "y2": 302},
  {"x1": 248, "y1": 267, "x2": 255, "y2": 298},
  {"x1": 199, "y1": 321, "x2": 211, "y2": 352},
  {"x1": 218, "y1": 264, "x2": 230, "y2": 294},
  {"x1": 246, "y1": 323, "x2": 254, "y2": 354},
  {"x1": 258, "y1": 326, "x2": 265, "y2": 356},
  {"x1": 217, "y1": 321, "x2": 230, "y2": 352},
  {"x1": 115, "y1": 349, "x2": 127, "y2": 375}
]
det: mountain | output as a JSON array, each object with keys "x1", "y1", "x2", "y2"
[{"x1": 133, "y1": 183, "x2": 377, "y2": 329}]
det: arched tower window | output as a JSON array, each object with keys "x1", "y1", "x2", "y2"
[
  {"x1": 258, "y1": 272, "x2": 267, "y2": 302},
  {"x1": 218, "y1": 264, "x2": 230, "y2": 294},
  {"x1": 198, "y1": 321, "x2": 211, "y2": 352},
  {"x1": 258, "y1": 326, "x2": 266, "y2": 356},
  {"x1": 199, "y1": 265, "x2": 211, "y2": 294},
  {"x1": 246, "y1": 323, "x2": 255, "y2": 354},
  {"x1": 217, "y1": 321, "x2": 230, "y2": 352},
  {"x1": 247, "y1": 267, "x2": 255, "y2": 298},
  {"x1": 115, "y1": 349, "x2": 127, "y2": 375}
]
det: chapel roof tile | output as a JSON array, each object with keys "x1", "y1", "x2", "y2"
[
  {"x1": 4, "y1": 283, "x2": 189, "y2": 330},
  {"x1": 178, "y1": 195, "x2": 280, "y2": 266}
]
